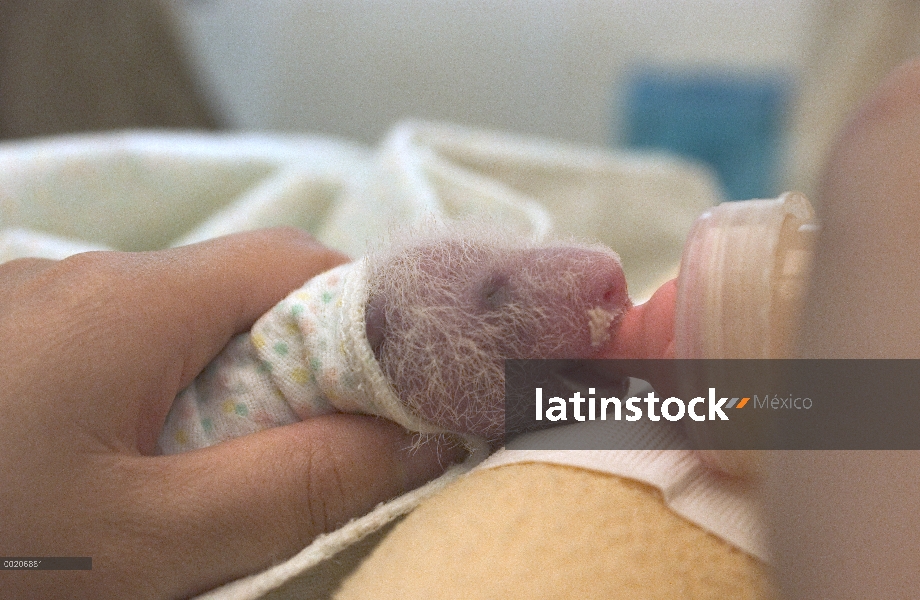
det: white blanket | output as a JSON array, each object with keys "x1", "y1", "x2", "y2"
[{"x1": 0, "y1": 121, "x2": 717, "y2": 298}]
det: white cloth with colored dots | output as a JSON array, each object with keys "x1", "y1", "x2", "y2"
[{"x1": 157, "y1": 259, "x2": 443, "y2": 455}]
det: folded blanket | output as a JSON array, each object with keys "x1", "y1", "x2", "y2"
[{"x1": 1, "y1": 122, "x2": 717, "y2": 298}]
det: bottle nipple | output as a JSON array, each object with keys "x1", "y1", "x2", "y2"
[
  {"x1": 601, "y1": 193, "x2": 818, "y2": 478},
  {"x1": 604, "y1": 192, "x2": 817, "y2": 361}
]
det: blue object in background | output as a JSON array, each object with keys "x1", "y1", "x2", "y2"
[{"x1": 621, "y1": 70, "x2": 790, "y2": 201}]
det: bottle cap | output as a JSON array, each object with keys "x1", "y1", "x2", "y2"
[{"x1": 675, "y1": 192, "x2": 817, "y2": 359}]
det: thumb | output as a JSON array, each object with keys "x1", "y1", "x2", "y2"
[{"x1": 140, "y1": 414, "x2": 465, "y2": 597}]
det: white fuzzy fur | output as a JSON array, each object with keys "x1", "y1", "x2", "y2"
[{"x1": 364, "y1": 221, "x2": 625, "y2": 440}]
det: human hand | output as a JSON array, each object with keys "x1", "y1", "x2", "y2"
[{"x1": 0, "y1": 228, "x2": 464, "y2": 599}]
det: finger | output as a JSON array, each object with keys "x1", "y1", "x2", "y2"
[
  {"x1": 126, "y1": 415, "x2": 467, "y2": 597},
  {"x1": 6, "y1": 229, "x2": 348, "y2": 453},
  {"x1": 140, "y1": 228, "x2": 351, "y2": 384},
  {"x1": 126, "y1": 228, "x2": 349, "y2": 451},
  {"x1": 0, "y1": 257, "x2": 55, "y2": 305},
  {"x1": 9, "y1": 229, "x2": 347, "y2": 384}
]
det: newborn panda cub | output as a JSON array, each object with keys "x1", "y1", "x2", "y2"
[
  {"x1": 158, "y1": 225, "x2": 631, "y2": 454},
  {"x1": 363, "y1": 226, "x2": 630, "y2": 441}
]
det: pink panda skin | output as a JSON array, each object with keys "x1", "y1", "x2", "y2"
[{"x1": 364, "y1": 230, "x2": 631, "y2": 441}]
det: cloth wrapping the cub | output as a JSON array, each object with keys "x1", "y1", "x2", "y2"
[{"x1": 158, "y1": 260, "x2": 442, "y2": 455}]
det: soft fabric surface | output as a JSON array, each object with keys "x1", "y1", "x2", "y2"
[
  {"x1": 488, "y1": 408, "x2": 766, "y2": 562},
  {"x1": 335, "y1": 462, "x2": 773, "y2": 600},
  {"x1": 0, "y1": 122, "x2": 716, "y2": 298}
]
